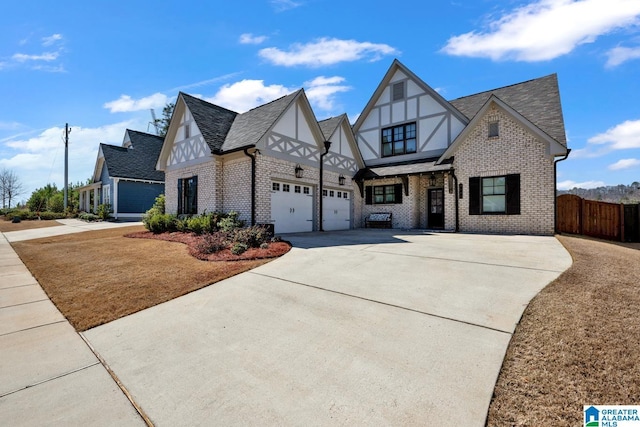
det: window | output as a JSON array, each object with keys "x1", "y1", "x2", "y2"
[
  {"x1": 469, "y1": 174, "x2": 520, "y2": 215},
  {"x1": 303, "y1": 187, "x2": 310, "y2": 194},
  {"x1": 488, "y1": 122, "x2": 499, "y2": 138},
  {"x1": 323, "y1": 189, "x2": 328, "y2": 196},
  {"x1": 392, "y1": 82, "x2": 405, "y2": 101},
  {"x1": 272, "y1": 182, "x2": 280, "y2": 191},
  {"x1": 283, "y1": 184, "x2": 290, "y2": 192},
  {"x1": 178, "y1": 176, "x2": 198, "y2": 215},
  {"x1": 365, "y1": 184, "x2": 403, "y2": 205},
  {"x1": 102, "y1": 184, "x2": 110, "y2": 206},
  {"x1": 329, "y1": 190, "x2": 334, "y2": 197},
  {"x1": 184, "y1": 123, "x2": 190, "y2": 139},
  {"x1": 337, "y1": 191, "x2": 342, "y2": 198},
  {"x1": 343, "y1": 192, "x2": 348, "y2": 199},
  {"x1": 382, "y1": 123, "x2": 416, "y2": 157},
  {"x1": 294, "y1": 185, "x2": 301, "y2": 193}
]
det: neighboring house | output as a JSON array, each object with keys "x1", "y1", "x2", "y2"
[
  {"x1": 78, "y1": 129, "x2": 165, "y2": 220},
  {"x1": 156, "y1": 91, "x2": 362, "y2": 233},
  {"x1": 158, "y1": 59, "x2": 568, "y2": 235},
  {"x1": 352, "y1": 59, "x2": 568, "y2": 235}
]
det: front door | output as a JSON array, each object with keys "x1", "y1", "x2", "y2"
[{"x1": 428, "y1": 188, "x2": 444, "y2": 229}]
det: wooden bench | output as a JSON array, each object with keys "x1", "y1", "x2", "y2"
[{"x1": 365, "y1": 212, "x2": 392, "y2": 228}]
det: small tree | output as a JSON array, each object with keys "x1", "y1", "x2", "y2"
[
  {"x1": 0, "y1": 169, "x2": 25, "y2": 209},
  {"x1": 153, "y1": 102, "x2": 175, "y2": 137}
]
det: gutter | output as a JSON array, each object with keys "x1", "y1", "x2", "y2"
[
  {"x1": 243, "y1": 148, "x2": 256, "y2": 226},
  {"x1": 554, "y1": 148, "x2": 571, "y2": 234},
  {"x1": 450, "y1": 168, "x2": 460, "y2": 232},
  {"x1": 319, "y1": 141, "x2": 332, "y2": 232}
]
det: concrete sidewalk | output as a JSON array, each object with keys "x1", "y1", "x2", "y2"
[
  {"x1": 0, "y1": 224, "x2": 144, "y2": 426},
  {"x1": 3, "y1": 218, "x2": 142, "y2": 243}
]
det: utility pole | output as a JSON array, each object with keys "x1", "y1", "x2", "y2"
[{"x1": 64, "y1": 123, "x2": 70, "y2": 211}]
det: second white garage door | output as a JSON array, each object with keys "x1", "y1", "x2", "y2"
[
  {"x1": 322, "y1": 189, "x2": 351, "y2": 231},
  {"x1": 271, "y1": 181, "x2": 313, "y2": 234}
]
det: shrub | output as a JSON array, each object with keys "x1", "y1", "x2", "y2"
[
  {"x1": 260, "y1": 242, "x2": 269, "y2": 249},
  {"x1": 232, "y1": 225, "x2": 273, "y2": 248},
  {"x1": 146, "y1": 213, "x2": 177, "y2": 234},
  {"x1": 96, "y1": 204, "x2": 111, "y2": 221},
  {"x1": 230, "y1": 242, "x2": 248, "y2": 255},
  {"x1": 79, "y1": 212, "x2": 99, "y2": 222},
  {"x1": 46, "y1": 193, "x2": 65, "y2": 213},
  {"x1": 195, "y1": 233, "x2": 229, "y2": 254},
  {"x1": 186, "y1": 215, "x2": 210, "y2": 235},
  {"x1": 218, "y1": 211, "x2": 244, "y2": 232}
]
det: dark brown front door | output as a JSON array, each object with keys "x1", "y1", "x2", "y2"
[{"x1": 428, "y1": 188, "x2": 444, "y2": 229}]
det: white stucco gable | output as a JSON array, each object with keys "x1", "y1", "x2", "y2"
[{"x1": 353, "y1": 59, "x2": 468, "y2": 167}]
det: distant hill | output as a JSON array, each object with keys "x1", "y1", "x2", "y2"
[{"x1": 558, "y1": 182, "x2": 640, "y2": 204}]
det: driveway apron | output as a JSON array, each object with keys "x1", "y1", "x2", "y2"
[{"x1": 83, "y1": 229, "x2": 571, "y2": 426}]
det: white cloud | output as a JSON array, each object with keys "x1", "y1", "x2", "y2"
[
  {"x1": 557, "y1": 180, "x2": 606, "y2": 190},
  {"x1": 588, "y1": 119, "x2": 640, "y2": 150},
  {"x1": 304, "y1": 76, "x2": 351, "y2": 111},
  {"x1": 239, "y1": 33, "x2": 268, "y2": 45},
  {"x1": 609, "y1": 158, "x2": 640, "y2": 170},
  {"x1": 1, "y1": 120, "x2": 139, "y2": 199},
  {"x1": 12, "y1": 51, "x2": 59, "y2": 62},
  {"x1": 442, "y1": 0, "x2": 640, "y2": 61},
  {"x1": 41, "y1": 34, "x2": 62, "y2": 47},
  {"x1": 259, "y1": 37, "x2": 398, "y2": 67},
  {"x1": 103, "y1": 93, "x2": 169, "y2": 113},
  {"x1": 270, "y1": 0, "x2": 302, "y2": 12},
  {"x1": 206, "y1": 80, "x2": 292, "y2": 113},
  {"x1": 606, "y1": 45, "x2": 640, "y2": 67}
]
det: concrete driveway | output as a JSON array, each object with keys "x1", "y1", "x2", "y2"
[{"x1": 83, "y1": 229, "x2": 572, "y2": 426}]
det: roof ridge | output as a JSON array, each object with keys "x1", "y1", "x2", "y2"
[
  {"x1": 180, "y1": 91, "x2": 239, "y2": 115},
  {"x1": 242, "y1": 89, "x2": 301, "y2": 114},
  {"x1": 449, "y1": 73, "x2": 557, "y2": 102},
  {"x1": 126, "y1": 129, "x2": 164, "y2": 139}
]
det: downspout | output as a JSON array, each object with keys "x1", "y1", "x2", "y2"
[
  {"x1": 243, "y1": 148, "x2": 256, "y2": 226},
  {"x1": 450, "y1": 168, "x2": 460, "y2": 232},
  {"x1": 554, "y1": 148, "x2": 571, "y2": 234},
  {"x1": 319, "y1": 140, "x2": 332, "y2": 232}
]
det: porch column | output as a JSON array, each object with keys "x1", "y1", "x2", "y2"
[
  {"x1": 79, "y1": 191, "x2": 84, "y2": 212},
  {"x1": 93, "y1": 188, "x2": 99, "y2": 212}
]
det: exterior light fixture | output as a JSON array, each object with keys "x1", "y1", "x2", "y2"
[
  {"x1": 429, "y1": 173, "x2": 436, "y2": 187},
  {"x1": 338, "y1": 174, "x2": 345, "y2": 186},
  {"x1": 295, "y1": 164, "x2": 304, "y2": 178}
]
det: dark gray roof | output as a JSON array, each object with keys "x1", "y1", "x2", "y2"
[
  {"x1": 101, "y1": 130, "x2": 164, "y2": 181},
  {"x1": 222, "y1": 90, "x2": 301, "y2": 152},
  {"x1": 354, "y1": 158, "x2": 452, "y2": 180},
  {"x1": 318, "y1": 116, "x2": 343, "y2": 140},
  {"x1": 449, "y1": 74, "x2": 566, "y2": 145},
  {"x1": 180, "y1": 92, "x2": 238, "y2": 153}
]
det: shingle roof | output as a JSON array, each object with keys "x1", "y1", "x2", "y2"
[
  {"x1": 449, "y1": 74, "x2": 566, "y2": 145},
  {"x1": 101, "y1": 130, "x2": 164, "y2": 181},
  {"x1": 318, "y1": 116, "x2": 343, "y2": 140},
  {"x1": 180, "y1": 92, "x2": 238, "y2": 153},
  {"x1": 222, "y1": 90, "x2": 301, "y2": 152}
]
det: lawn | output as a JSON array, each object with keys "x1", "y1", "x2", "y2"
[
  {"x1": 11, "y1": 225, "x2": 278, "y2": 331},
  {"x1": 0, "y1": 219, "x2": 61, "y2": 233},
  {"x1": 487, "y1": 235, "x2": 640, "y2": 426}
]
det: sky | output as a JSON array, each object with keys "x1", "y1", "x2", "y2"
[{"x1": 1, "y1": 0, "x2": 640, "y2": 203}]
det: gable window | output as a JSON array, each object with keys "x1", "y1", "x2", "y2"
[
  {"x1": 382, "y1": 123, "x2": 416, "y2": 157},
  {"x1": 184, "y1": 123, "x2": 190, "y2": 139},
  {"x1": 488, "y1": 121, "x2": 499, "y2": 138},
  {"x1": 365, "y1": 184, "x2": 403, "y2": 205},
  {"x1": 178, "y1": 176, "x2": 198, "y2": 215},
  {"x1": 469, "y1": 174, "x2": 520, "y2": 215},
  {"x1": 102, "y1": 184, "x2": 111, "y2": 206},
  {"x1": 392, "y1": 82, "x2": 405, "y2": 101}
]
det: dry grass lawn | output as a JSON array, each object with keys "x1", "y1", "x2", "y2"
[
  {"x1": 0, "y1": 219, "x2": 62, "y2": 232},
  {"x1": 487, "y1": 235, "x2": 640, "y2": 426},
  {"x1": 11, "y1": 225, "x2": 272, "y2": 331}
]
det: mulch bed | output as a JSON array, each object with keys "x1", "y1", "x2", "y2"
[{"x1": 125, "y1": 230, "x2": 291, "y2": 261}]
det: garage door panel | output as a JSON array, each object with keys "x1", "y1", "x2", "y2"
[
  {"x1": 271, "y1": 182, "x2": 313, "y2": 234},
  {"x1": 323, "y1": 190, "x2": 351, "y2": 231}
]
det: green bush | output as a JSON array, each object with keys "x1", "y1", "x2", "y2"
[
  {"x1": 195, "y1": 233, "x2": 229, "y2": 254},
  {"x1": 146, "y1": 213, "x2": 177, "y2": 234},
  {"x1": 232, "y1": 225, "x2": 273, "y2": 248},
  {"x1": 230, "y1": 242, "x2": 248, "y2": 255},
  {"x1": 46, "y1": 193, "x2": 65, "y2": 213},
  {"x1": 79, "y1": 212, "x2": 99, "y2": 221},
  {"x1": 217, "y1": 211, "x2": 244, "y2": 232},
  {"x1": 3, "y1": 209, "x2": 67, "y2": 221}
]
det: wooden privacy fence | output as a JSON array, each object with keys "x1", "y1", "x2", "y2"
[{"x1": 557, "y1": 194, "x2": 640, "y2": 242}]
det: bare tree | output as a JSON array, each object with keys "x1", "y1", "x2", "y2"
[{"x1": 0, "y1": 169, "x2": 25, "y2": 209}]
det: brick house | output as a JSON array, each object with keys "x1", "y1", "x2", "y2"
[{"x1": 157, "y1": 60, "x2": 568, "y2": 235}]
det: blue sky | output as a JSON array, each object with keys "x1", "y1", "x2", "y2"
[{"x1": 2, "y1": 0, "x2": 640, "y2": 202}]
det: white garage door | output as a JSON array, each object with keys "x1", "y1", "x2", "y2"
[
  {"x1": 271, "y1": 181, "x2": 313, "y2": 234},
  {"x1": 323, "y1": 189, "x2": 351, "y2": 231}
]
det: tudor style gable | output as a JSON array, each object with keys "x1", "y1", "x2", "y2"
[
  {"x1": 353, "y1": 60, "x2": 467, "y2": 167},
  {"x1": 319, "y1": 114, "x2": 364, "y2": 175}
]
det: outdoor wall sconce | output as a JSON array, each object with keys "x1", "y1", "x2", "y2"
[
  {"x1": 429, "y1": 173, "x2": 436, "y2": 187},
  {"x1": 295, "y1": 164, "x2": 304, "y2": 178},
  {"x1": 338, "y1": 174, "x2": 345, "y2": 186}
]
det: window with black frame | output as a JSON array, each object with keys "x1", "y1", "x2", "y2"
[
  {"x1": 177, "y1": 176, "x2": 198, "y2": 215},
  {"x1": 381, "y1": 123, "x2": 416, "y2": 157}
]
